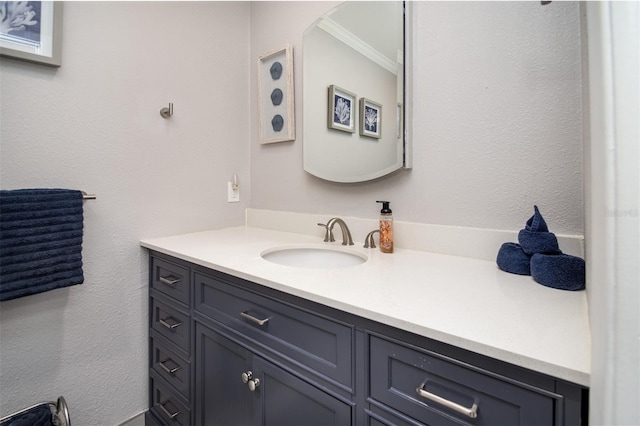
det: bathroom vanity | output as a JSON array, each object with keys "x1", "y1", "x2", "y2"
[{"x1": 142, "y1": 226, "x2": 589, "y2": 425}]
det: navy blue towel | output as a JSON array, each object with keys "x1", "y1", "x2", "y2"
[
  {"x1": 518, "y1": 205, "x2": 561, "y2": 255},
  {"x1": 1, "y1": 189, "x2": 84, "y2": 301},
  {"x1": 3, "y1": 403, "x2": 53, "y2": 426},
  {"x1": 531, "y1": 253, "x2": 586, "y2": 291},
  {"x1": 496, "y1": 242, "x2": 532, "y2": 275}
]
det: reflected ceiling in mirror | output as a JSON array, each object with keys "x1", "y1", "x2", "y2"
[{"x1": 303, "y1": 1, "x2": 408, "y2": 183}]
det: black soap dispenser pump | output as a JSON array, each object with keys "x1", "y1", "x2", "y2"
[{"x1": 377, "y1": 201, "x2": 393, "y2": 253}]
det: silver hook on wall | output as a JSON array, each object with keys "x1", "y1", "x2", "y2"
[{"x1": 160, "y1": 103, "x2": 174, "y2": 118}]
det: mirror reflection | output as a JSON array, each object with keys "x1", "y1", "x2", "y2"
[{"x1": 303, "y1": 1, "x2": 406, "y2": 183}]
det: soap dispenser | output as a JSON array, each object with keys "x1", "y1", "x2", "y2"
[{"x1": 377, "y1": 201, "x2": 393, "y2": 253}]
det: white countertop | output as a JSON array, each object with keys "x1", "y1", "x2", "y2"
[{"x1": 140, "y1": 226, "x2": 590, "y2": 387}]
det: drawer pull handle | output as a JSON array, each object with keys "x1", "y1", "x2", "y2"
[
  {"x1": 159, "y1": 275, "x2": 181, "y2": 286},
  {"x1": 159, "y1": 358, "x2": 181, "y2": 375},
  {"x1": 158, "y1": 401, "x2": 181, "y2": 420},
  {"x1": 416, "y1": 383, "x2": 478, "y2": 419},
  {"x1": 240, "y1": 310, "x2": 270, "y2": 326},
  {"x1": 159, "y1": 316, "x2": 182, "y2": 330}
]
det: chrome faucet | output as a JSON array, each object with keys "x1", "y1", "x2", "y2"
[{"x1": 317, "y1": 218, "x2": 354, "y2": 246}]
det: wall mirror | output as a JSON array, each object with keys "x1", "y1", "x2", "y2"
[{"x1": 303, "y1": 1, "x2": 411, "y2": 183}]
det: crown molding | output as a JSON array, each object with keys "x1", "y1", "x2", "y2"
[{"x1": 317, "y1": 17, "x2": 398, "y2": 75}]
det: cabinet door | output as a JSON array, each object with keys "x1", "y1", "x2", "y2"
[
  {"x1": 253, "y1": 356, "x2": 353, "y2": 426},
  {"x1": 196, "y1": 321, "x2": 353, "y2": 426},
  {"x1": 195, "y1": 322, "x2": 254, "y2": 426}
]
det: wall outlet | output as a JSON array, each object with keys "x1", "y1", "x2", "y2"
[{"x1": 227, "y1": 182, "x2": 240, "y2": 203}]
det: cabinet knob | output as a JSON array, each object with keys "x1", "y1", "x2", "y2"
[
  {"x1": 248, "y1": 378, "x2": 261, "y2": 392},
  {"x1": 241, "y1": 371, "x2": 260, "y2": 391}
]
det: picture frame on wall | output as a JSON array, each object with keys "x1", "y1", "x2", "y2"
[
  {"x1": 327, "y1": 85, "x2": 356, "y2": 133},
  {"x1": 258, "y1": 44, "x2": 295, "y2": 144},
  {"x1": 0, "y1": 1, "x2": 63, "y2": 67},
  {"x1": 359, "y1": 98, "x2": 382, "y2": 139}
]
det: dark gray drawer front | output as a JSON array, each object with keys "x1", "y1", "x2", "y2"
[
  {"x1": 369, "y1": 335, "x2": 555, "y2": 425},
  {"x1": 151, "y1": 257, "x2": 190, "y2": 306},
  {"x1": 150, "y1": 370, "x2": 191, "y2": 426},
  {"x1": 194, "y1": 272, "x2": 354, "y2": 389},
  {"x1": 365, "y1": 407, "x2": 424, "y2": 426},
  {"x1": 151, "y1": 297, "x2": 190, "y2": 353},
  {"x1": 151, "y1": 331, "x2": 190, "y2": 399}
]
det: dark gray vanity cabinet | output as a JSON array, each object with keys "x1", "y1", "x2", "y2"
[{"x1": 147, "y1": 251, "x2": 587, "y2": 426}]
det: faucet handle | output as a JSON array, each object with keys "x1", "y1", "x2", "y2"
[
  {"x1": 317, "y1": 223, "x2": 335, "y2": 242},
  {"x1": 364, "y1": 230, "x2": 380, "y2": 248}
]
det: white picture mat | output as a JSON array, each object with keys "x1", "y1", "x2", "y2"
[{"x1": 0, "y1": 2, "x2": 54, "y2": 57}]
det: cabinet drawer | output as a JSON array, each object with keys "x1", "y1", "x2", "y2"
[
  {"x1": 365, "y1": 407, "x2": 423, "y2": 426},
  {"x1": 151, "y1": 297, "x2": 190, "y2": 353},
  {"x1": 151, "y1": 257, "x2": 190, "y2": 306},
  {"x1": 369, "y1": 335, "x2": 555, "y2": 426},
  {"x1": 194, "y1": 271, "x2": 354, "y2": 389},
  {"x1": 150, "y1": 370, "x2": 191, "y2": 426},
  {"x1": 151, "y1": 331, "x2": 190, "y2": 399}
]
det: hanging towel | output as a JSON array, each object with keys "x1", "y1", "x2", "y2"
[
  {"x1": 0, "y1": 189, "x2": 84, "y2": 301},
  {"x1": 1, "y1": 403, "x2": 53, "y2": 426}
]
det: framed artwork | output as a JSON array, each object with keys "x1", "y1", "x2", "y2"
[
  {"x1": 258, "y1": 44, "x2": 295, "y2": 144},
  {"x1": 0, "y1": 1, "x2": 63, "y2": 67},
  {"x1": 359, "y1": 98, "x2": 382, "y2": 139},
  {"x1": 327, "y1": 84, "x2": 355, "y2": 133}
]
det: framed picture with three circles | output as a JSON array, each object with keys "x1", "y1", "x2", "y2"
[{"x1": 258, "y1": 44, "x2": 295, "y2": 144}]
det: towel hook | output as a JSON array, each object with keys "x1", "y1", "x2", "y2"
[{"x1": 160, "y1": 103, "x2": 173, "y2": 119}]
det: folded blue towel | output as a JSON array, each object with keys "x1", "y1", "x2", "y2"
[
  {"x1": 518, "y1": 229, "x2": 561, "y2": 255},
  {"x1": 524, "y1": 204, "x2": 549, "y2": 232},
  {"x1": 518, "y1": 206, "x2": 561, "y2": 255},
  {"x1": 496, "y1": 242, "x2": 532, "y2": 275},
  {"x1": 1, "y1": 189, "x2": 84, "y2": 301},
  {"x1": 497, "y1": 205, "x2": 586, "y2": 291},
  {"x1": 531, "y1": 253, "x2": 585, "y2": 291}
]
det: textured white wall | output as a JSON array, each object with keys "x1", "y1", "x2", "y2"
[
  {"x1": 0, "y1": 2, "x2": 250, "y2": 425},
  {"x1": 250, "y1": 1, "x2": 584, "y2": 235}
]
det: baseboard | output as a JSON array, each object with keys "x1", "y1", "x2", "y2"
[{"x1": 118, "y1": 410, "x2": 147, "y2": 426}]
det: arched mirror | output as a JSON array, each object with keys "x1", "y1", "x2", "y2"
[{"x1": 303, "y1": 1, "x2": 410, "y2": 183}]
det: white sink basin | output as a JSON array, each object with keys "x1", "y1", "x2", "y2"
[{"x1": 261, "y1": 245, "x2": 367, "y2": 269}]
